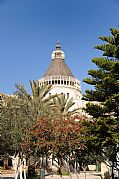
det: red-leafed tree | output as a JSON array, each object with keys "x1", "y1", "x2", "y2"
[{"x1": 30, "y1": 114, "x2": 84, "y2": 174}]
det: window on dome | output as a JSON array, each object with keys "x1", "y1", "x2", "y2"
[
  {"x1": 61, "y1": 80, "x2": 63, "y2": 84},
  {"x1": 64, "y1": 81, "x2": 66, "y2": 85},
  {"x1": 58, "y1": 80, "x2": 60, "y2": 84},
  {"x1": 55, "y1": 80, "x2": 57, "y2": 84},
  {"x1": 67, "y1": 81, "x2": 69, "y2": 85},
  {"x1": 52, "y1": 80, "x2": 54, "y2": 84}
]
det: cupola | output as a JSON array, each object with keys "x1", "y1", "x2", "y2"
[{"x1": 51, "y1": 41, "x2": 65, "y2": 60}]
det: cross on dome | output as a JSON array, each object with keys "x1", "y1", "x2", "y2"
[{"x1": 56, "y1": 40, "x2": 61, "y2": 50}]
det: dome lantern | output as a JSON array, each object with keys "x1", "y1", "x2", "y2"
[
  {"x1": 56, "y1": 40, "x2": 61, "y2": 50},
  {"x1": 51, "y1": 41, "x2": 65, "y2": 60}
]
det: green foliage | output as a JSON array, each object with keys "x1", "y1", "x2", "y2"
[
  {"x1": 99, "y1": 36, "x2": 115, "y2": 44},
  {"x1": 92, "y1": 58, "x2": 113, "y2": 70},
  {"x1": 1, "y1": 80, "x2": 81, "y2": 170},
  {"x1": 15, "y1": 81, "x2": 54, "y2": 118},
  {"x1": 1, "y1": 81, "x2": 55, "y2": 157},
  {"x1": 52, "y1": 93, "x2": 78, "y2": 115},
  {"x1": 1, "y1": 94, "x2": 33, "y2": 156},
  {"x1": 84, "y1": 102, "x2": 104, "y2": 118},
  {"x1": 95, "y1": 28, "x2": 119, "y2": 59},
  {"x1": 83, "y1": 27, "x2": 119, "y2": 175},
  {"x1": 110, "y1": 28, "x2": 119, "y2": 38}
]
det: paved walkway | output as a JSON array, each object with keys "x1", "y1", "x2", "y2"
[
  {"x1": 1, "y1": 172, "x2": 102, "y2": 179},
  {"x1": 45, "y1": 173, "x2": 101, "y2": 179}
]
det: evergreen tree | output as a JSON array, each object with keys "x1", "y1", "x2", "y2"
[{"x1": 83, "y1": 28, "x2": 119, "y2": 178}]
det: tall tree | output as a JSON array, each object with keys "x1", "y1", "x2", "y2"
[
  {"x1": 31, "y1": 115, "x2": 83, "y2": 174},
  {"x1": 1, "y1": 93, "x2": 34, "y2": 179},
  {"x1": 1, "y1": 81, "x2": 55, "y2": 178},
  {"x1": 83, "y1": 27, "x2": 119, "y2": 178},
  {"x1": 15, "y1": 80, "x2": 54, "y2": 118},
  {"x1": 14, "y1": 81, "x2": 56, "y2": 178}
]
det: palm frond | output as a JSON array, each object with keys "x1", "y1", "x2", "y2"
[
  {"x1": 14, "y1": 83, "x2": 30, "y2": 98},
  {"x1": 52, "y1": 94, "x2": 77, "y2": 115}
]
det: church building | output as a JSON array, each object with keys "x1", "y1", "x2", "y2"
[{"x1": 38, "y1": 41, "x2": 83, "y2": 110}]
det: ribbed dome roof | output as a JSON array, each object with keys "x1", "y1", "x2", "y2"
[{"x1": 43, "y1": 42, "x2": 74, "y2": 77}]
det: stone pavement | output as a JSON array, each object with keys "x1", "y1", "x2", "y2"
[
  {"x1": 45, "y1": 173, "x2": 101, "y2": 179},
  {"x1": 1, "y1": 172, "x2": 102, "y2": 179}
]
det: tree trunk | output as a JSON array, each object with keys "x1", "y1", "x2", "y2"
[
  {"x1": 15, "y1": 155, "x2": 20, "y2": 179},
  {"x1": 74, "y1": 161, "x2": 79, "y2": 179},
  {"x1": 111, "y1": 160, "x2": 114, "y2": 179},
  {"x1": 23, "y1": 157, "x2": 26, "y2": 179},
  {"x1": 28, "y1": 155, "x2": 35, "y2": 178},
  {"x1": 66, "y1": 160, "x2": 72, "y2": 179},
  {"x1": 84, "y1": 167, "x2": 86, "y2": 179},
  {"x1": 19, "y1": 158, "x2": 23, "y2": 179},
  {"x1": 15, "y1": 172, "x2": 19, "y2": 179}
]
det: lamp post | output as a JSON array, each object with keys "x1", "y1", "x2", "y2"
[{"x1": 40, "y1": 156, "x2": 45, "y2": 179}]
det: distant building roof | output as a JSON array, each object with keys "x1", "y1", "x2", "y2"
[{"x1": 43, "y1": 42, "x2": 74, "y2": 77}]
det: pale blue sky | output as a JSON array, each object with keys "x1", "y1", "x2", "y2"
[{"x1": 0, "y1": 0, "x2": 119, "y2": 94}]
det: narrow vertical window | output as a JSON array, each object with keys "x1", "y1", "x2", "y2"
[{"x1": 67, "y1": 93, "x2": 69, "y2": 98}]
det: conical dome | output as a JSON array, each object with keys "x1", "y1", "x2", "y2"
[{"x1": 43, "y1": 42, "x2": 74, "y2": 77}]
